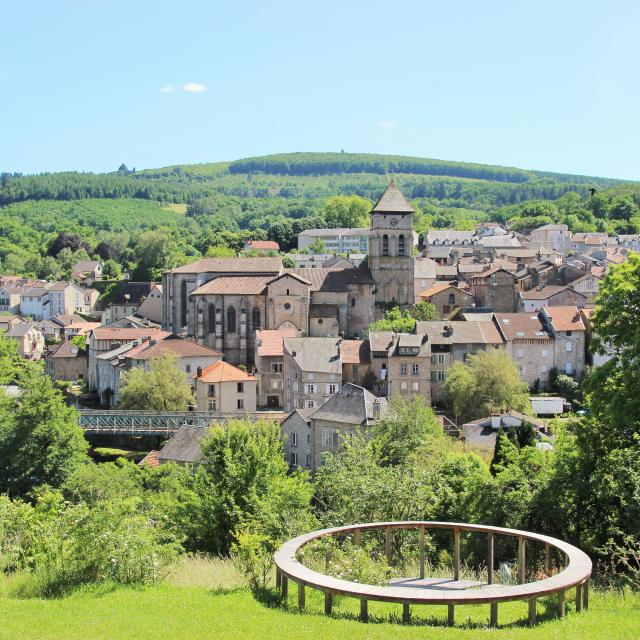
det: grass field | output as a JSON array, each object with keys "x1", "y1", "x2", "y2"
[{"x1": 0, "y1": 578, "x2": 638, "y2": 640}]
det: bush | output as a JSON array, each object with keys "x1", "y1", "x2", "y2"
[{"x1": 231, "y1": 528, "x2": 273, "y2": 591}]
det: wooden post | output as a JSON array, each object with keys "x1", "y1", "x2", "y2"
[
  {"x1": 518, "y1": 537, "x2": 526, "y2": 584},
  {"x1": 447, "y1": 604, "x2": 455, "y2": 626},
  {"x1": 575, "y1": 583, "x2": 583, "y2": 612},
  {"x1": 297, "y1": 582, "x2": 305, "y2": 610},
  {"x1": 490, "y1": 603, "x2": 498, "y2": 626},
  {"x1": 528, "y1": 598, "x2": 537, "y2": 625},
  {"x1": 583, "y1": 579, "x2": 589, "y2": 610},
  {"x1": 386, "y1": 527, "x2": 392, "y2": 565},
  {"x1": 324, "y1": 592, "x2": 333, "y2": 615},
  {"x1": 281, "y1": 575, "x2": 288, "y2": 599},
  {"x1": 360, "y1": 598, "x2": 368, "y2": 622},
  {"x1": 545, "y1": 543, "x2": 551, "y2": 573},
  {"x1": 354, "y1": 528, "x2": 361, "y2": 546},
  {"x1": 402, "y1": 603, "x2": 410, "y2": 624},
  {"x1": 558, "y1": 590, "x2": 565, "y2": 618},
  {"x1": 453, "y1": 528, "x2": 460, "y2": 581},
  {"x1": 419, "y1": 525, "x2": 425, "y2": 580},
  {"x1": 487, "y1": 531, "x2": 494, "y2": 585},
  {"x1": 276, "y1": 568, "x2": 281, "y2": 590}
]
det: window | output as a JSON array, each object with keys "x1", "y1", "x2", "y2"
[
  {"x1": 286, "y1": 289, "x2": 290, "y2": 295},
  {"x1": 237, "y1": 399, "x2": 244, "y2": 410},
  {"x1": 542, "y1": 349, "x2": 548, "y2": 358},
  {"x1": 208, "y1": 399, "x2": 216, "y2": 411},
  {"x1": 566, "y1": 342, "x2": 573, "y2": 352},
  {"x1": 566, "y1": 331, "x2": 572, "y2": 337},
  {"x1": 517, "y1": 349, "x2": 524, "y2": 358},
  {"x1": 413, "y1": 382, "x2": 419, "y2": 391},
  {"x1": 271, "y1": 363, "x2": 283, "y2": 373},
  {"x1": 290, "y1": 452, "x2": 298, "y2": 466},
  {"x1": 327, "y1": 384, "x2": 337, "y2": 394},
  {"x1": 208, "y1": 385, "x2": 216, "y2": 397},
  {"x1": 541, "y1": 365, "x2": 548, "y2": 373},
  {"x1": 252, "y1": 307, "x2": 261, "y2": 331},
  {"x1": 448, "y1": 293, "x2": 455, "y2": 305},
  {"x1": 226, "y1": 306, "x2": 236, "y2": 333},
  {"x1": 431, "y1": 370, "x2": 447, "y2": 382},
  {"x1": 305, "y1": 399, "x2": 316, "y2": 409},
  {"x1": 208, "y1": 304, "x2": 216, "y2": 332},
  {"x1": 352, "y1": 364, "x2": 359, "y2": 377},
  {"x1": 351, "y1": 297, "x2": 356, "y2": 307},
  {"x1": 400, "y1": 363, "x2": 408, "y2": 375},
  {"x1": 185, "y1": 364, "x2": 191, "y2": 373},
  {"x1": 412, "y1": 364, "x2": 419, "y2": 375},
  {"x1": 565, "y1": 362, "x2": 573, "y2": 375},
  {"x1": 293, "y1": 381, "x2": 298, "y2": 392},
  {"x1": 400, "y1": 381, "x2": 407, "y2": 390},
  {"x1": 322, "y1": 429, "x2": 330, "y2": 447},
  {"x1": 290, "y1": 432, "x2": 298, "y2": 447},
  {"x1": 237, "y1": 382, "x2": 244, "y2": 393},
  {"x1": 271, "y1": 380, "x2": 280, "y2": 389},
  {"x1": 398, "y1": 234, "x2": 405, "y2": 256},
  {"x1": 382, "y1": 234, "x2": 389, "y2": 256},
  {"x1": 305, "y1": 454, "x2": 311, "y2": 467},
  {"x1": 180, "y1": 281, "x2": 188, "y2": 326},
  {"x1": 517, "y1": 365, "x2": 524, "y2": 374},
  {"x1": 284, "y1": 302, "x2": 291, "y2": 310}
]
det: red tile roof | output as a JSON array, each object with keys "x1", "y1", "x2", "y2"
[
  {"x1": 255, "y1": 328, "x2": 299, "y2": 357},
  {"x1": 196, "y1": 360, "x2": 256, "y2": 383},
  {"x1": 246, "y1": 240, "x2": 280, "y2": 251},
  {"x1": 139, "y1": 450, "x2": 160, "y2": 468},
  {"x1": 340, "y1": 340, "x2": 370, "y2": 364},
  {"x1": 542, "y1": 306, "x2": 586, "y2": 332},
  {"x1": 494, "y1": 313, "x2": 550, "y2": 340}
]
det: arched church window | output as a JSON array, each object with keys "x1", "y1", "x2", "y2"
[
  {"x1": 226, "y1": 306, "x2": 236, "y2": 334},
  {"x1": 351, "y1": 297, "x2": 356, "y2": 307},
  {"x1": 252, "y1": 307, "x2": 261, "y2": 331},
  {"x1": 180, "y1": 281, "x2": 188, "y2": 327},
  {"x1": 382, "y1": 234, "x2": 389, "y2": 256},
  {"x1": 398, "y1": 234, "x2": 406, "y2": 256},
  {"x1": 208, "y1": 304, "x2": 216, "y2": 332}
]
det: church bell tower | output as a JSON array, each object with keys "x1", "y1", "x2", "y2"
[{"x1": 368, "y1": 181, "x2": 415, "y2": 307}]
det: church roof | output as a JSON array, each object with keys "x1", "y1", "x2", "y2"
[{"x1": 370, "y1": 181, "x2": 415, "y2": 214}]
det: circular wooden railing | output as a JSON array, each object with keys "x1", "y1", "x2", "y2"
[{"x1": 274, "y1": 521, "x2": 592, "y2": 626}]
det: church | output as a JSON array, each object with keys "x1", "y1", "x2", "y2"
[{"x1": 162, "y1": 182, "x2": 415, "y2": 365}]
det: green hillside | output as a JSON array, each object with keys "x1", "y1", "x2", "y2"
[{"x1": 0, "y1": 152, "x2": 639, "y2": 279}]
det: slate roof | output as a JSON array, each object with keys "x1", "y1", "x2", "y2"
[
  {"x1": 370, "y1": 181, "x2": 415, "y2": 214},
  {"x1": 287, "y1": 267, "x2": 374, "y2": 292},
  {"x1": 157, "y1": 425, "x2": 210, "y2": 464},
  {"x1": 6, "y1": 323, "x2": 39, "y2": 337},
  {"x1": 51, "y1": 313, "x2": 85, "y2": 327},
  {"x1": 414, "y1": 258, "x2": 437, "y2": 279},
  {"x1": 191, "y1": 276, "x2": 273, "y2": 296},
  {"x1": 46, "y1": 341, "x2": 85, "y2": 359},
  {"x1": 368, "y1": 331, "x2": 394, "y2": 353},
  {"x1": 103, "y1": 282, "x2": 154, "y2": 306},
  {"x1": 169, "y1": 257, "x2": 282, "y2": 274},
  {"x1": 309, "y1": 383, "x2": 388, "y2": 426},
  {"x1": 520, "y1": 285, "x2": 568, "y2": 300},
  {"x1": 255, "y1": 328, "x2": 300, "y2": 358},
  {"x1": 196, "y1": 360, "x2": 256, "y2": 383},
  {"x1": 284, "y1": 337, "x2": 342, "y2": 374},
  {"x1": 415, "y1": 320, "x2": 504, "y2": 345},
  {"x1": 72, "y1": 261, "x2": 101, "y2": 275},
  {"x1": 425, "y1": 230, "x2": 475, "y2": 244}
]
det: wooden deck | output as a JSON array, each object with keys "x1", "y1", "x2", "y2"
[{"x1": 274, "y1": 521, "x2": 592, "y2": 626}]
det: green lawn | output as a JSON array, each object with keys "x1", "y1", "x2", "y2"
[{"x1": 0, "y1": 585, "x2": 638, "y2": 640}]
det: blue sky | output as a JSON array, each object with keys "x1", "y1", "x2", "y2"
[{"x1": 1, "y1": 1, "x2": 639, "y2": 179}]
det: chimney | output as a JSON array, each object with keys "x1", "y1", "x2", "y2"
[
  {"x1": 196, "y1": 366, "x2": 203, "y2": 378},
  {"x1": 372, "y1": 398, "x2": 381, "y2": 420}
]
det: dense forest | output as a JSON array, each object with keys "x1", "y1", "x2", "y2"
[{"x1": 0, "y1": 152, "x2": 639, "y2": 280}]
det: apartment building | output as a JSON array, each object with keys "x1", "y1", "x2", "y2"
[
  {"x1": 297, "y1": 228, "x2": 370, "y2": 253},
  {"x1": 193, "y1": 361, "x2": 257, "y2": 414}
]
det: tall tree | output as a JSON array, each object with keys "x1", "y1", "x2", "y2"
[
  {"x1": 118, "y1": 353, "x2": 194, "y2": 411},
  {"x1": 132, "y1": 229, "x2": 179, "y2": 281},
  {"x1": 323, "y1": 195, "x2": 371, "y2": 228},
  {"x1": 444, "y1": 349, "x2": 531, "y2": 423}
]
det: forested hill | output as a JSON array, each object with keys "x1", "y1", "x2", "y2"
[{"x1": 1, "y1": 152, "x2": 639, "y2": 282}]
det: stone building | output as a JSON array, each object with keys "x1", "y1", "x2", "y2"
[
  {"x1": 254, "y1": 327, "x2": 299, "y2": 408},
  {"x1": 529, "y1": 224, "x2": 569, "y2": 254},
  {"x1": 6, "y1": 323, "x2": 45, "y2": 358},
  {"x1": 469, "y1": 266, "x2": 518, "y2": 312},
  {"x1": 540, "y1": 306, "x2": 586, "y2": 378},
  {"x1": 368, "y1": 181, "x2": 415, "y2": 308},
  {"x1": 283, "y1": 383, "x2": 388, "y2": 473},
  {"x1": 519, "y1": 285, "x2": 587, "y2": 313},
  {"x1": 493, "y1": 313, "x2": 554, "y2": 389},
  {"x1": 193, "y1": 360, "x2": 257, "y2": 414},
  {"x1": 418, "y1": 283, "x2": 474, "y2": 318},
  {"x1": 283, "y1": 337, "x2": 342, "y2": 411},
  {"x1": 44, "y1": 341, "x2": 87, "y2": 382}
]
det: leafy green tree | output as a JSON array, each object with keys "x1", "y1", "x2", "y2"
[
  {"x1": 444, "y1": 349, "x2": 531, "y2": 423},
  {"x1": 195, "y1": 419, "x2": 314, "y2": 554},
  {"x1": 132, "y1": 229, "x2": 179, "y2": 281},
  {"x1": 281, "y1": 255, "x2": 296, "y2": 268},
  {"x1": 370, "y1": 396, "x2": 444, "y2": 466},
  {"x1": 412, "y1": 301, "x2": 439, "y2": 321},
  {"x1": 0, "y1": 375, "x2": 88, "y2": 497},
  {"x1": 102, "y1": 258, "x2": 122, "y2": 279},
  {"x1": 368, "y1": 306, "x2": 416, "y2": 333},
  {"x1": 323, "y1": 195, "x2": 371, "y2": 228},
  {"x1": 308, "y1": 237, "x2": 325, "y2": 254},
  {"x1": 118, "y1": 353, "x2": 194, "y2": 411}
]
